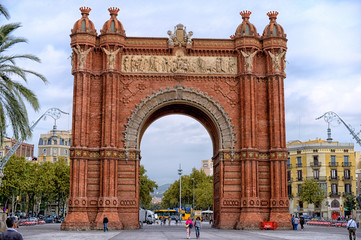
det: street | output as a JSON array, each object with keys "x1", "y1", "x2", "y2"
[{"x1": 16, "y1": 222, "x2": 361, "y2": 240}]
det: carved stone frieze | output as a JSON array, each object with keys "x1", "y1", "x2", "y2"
[{"x1": 122, "y1": 55, "x2": 237, "y2": 74}]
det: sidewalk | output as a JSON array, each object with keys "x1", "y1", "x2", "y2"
[{"x1": 19, "y1": 222, "x2": 356, "y2": 240}]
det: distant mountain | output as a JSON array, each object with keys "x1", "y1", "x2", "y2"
[{"x1": 151, "y1": 183, "x2": 171, "y2": 198}]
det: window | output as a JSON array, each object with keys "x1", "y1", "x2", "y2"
[
  {"x1": 65, "y1": 141, "x2": 68, "y2": 146},
  {"x1": 344, "y1": 169, "x2": 350, "y2": 179},
  {"x1": 313, "y1": 155, "x2": 319, "y2": 165},
  {"x1": 47, "y1": 139, "x2": 51, "y2": 145},
  {"x1": 298, "y1": 184, "x2": 302, "y2": 194},
  {"x1": 287, "y1": 158, "x2": 291, "y2": 168},
  {"x1": 299, "y1": 201, "x2": 303, "y2": 209},
  {"x1": 297, "y1": 151, "x2": 301, "y2": 154},
  {"x1": 297, "y1": 157, "x2": 302, "y2": 167},
  {"x1": 331, "y1": 184, "x2": 338, "y2": 194},
  {"x1": 111, "y1": 20, "x2": 115, "y2": 32},
  {"x1": 43, "y1": 149, "x2": 47, "y2": 154},
  {"x1": 345, "y1": 184, "x2": 351, "y2": 194},
  {"x1": 53, "y1": 149, "x2": 57, "y2": 155},
  {"x1": 331, "y1": 169, "x2": 337, "y2": 179},
  {"x1": 297, "y1": 170, "x2": 302, "y2": 181},
  {"x1": 245, "y1": 24, "x2": 250, "y2": 35},
  {"x1": 344, "y1": 155, "x2": 349, "y2": 166},
  {"x1": 60, "y1": 138, "x2": 64, "y2": 145},
  {"x1": 331, "y1": 149, "x2": 335, "y2": 153},
  {"x1": 313, "y1": 149, "x2": 318, "y2": 153},
  {"x1": 331, "y1": 200, "x2": 340, "y2": 208},
  {"x1": 331, "y1": 155, "x2": 336, "y2": 166},
  {"x1": 288, "y1": 185, "x2": 292, "y2": 196},
  {"x1": 320, "y1": 183, "x2": 327, "y2": 196},
  {"x1": 287, "y1": 171, "x2": 291, "y2": 181},
  {"x1": 81, "y1": 19, "x2": 86, "y2": 31},
  {"x1": 65, "y1": 149, "x2": 68, "y2": 155},
  {"x1": 39, "y1": 139, "x2": 43, "y2": 145},
  {"x1": 53, "y1": 140, "x2": 57, "y2": 145},
  {"x1": 313, "y1": 169, "x2": 319, "y2": 179},
  {"x1": 344, "y1": 149, "x2": 349, "y2": 153}
]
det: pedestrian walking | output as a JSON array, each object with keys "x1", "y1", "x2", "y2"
[
  {"x1": 0, "y1": 216, "x2": 23, "y2": 240},
  {"x1": 347, "y1": 217, "x2": 357, "y2": 240},
  {"x1": 291, "y1": 215, "x2": 295, "y2": 230},
  {"x1": 185, "y1": 217, "x2": 193, "y2": 239},
  {"x1": 194, "y1": 216, "x2": 201, "y2": 239},
  {"x1": 293, "y1": 216, "x2": 299, "y2": 230},
  {"x1": 103, "y1": 215, "x2": 109, "y2": 232},
  {"x1": 299, "y1": 215, "x2": 305, "y2": 230}
]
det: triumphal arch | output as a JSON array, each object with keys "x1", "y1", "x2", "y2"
[{"x1": 61, "y1": 7, "x2": 290, "y2": 230}]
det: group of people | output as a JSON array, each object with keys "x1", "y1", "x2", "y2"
[
  {"x1": 185, "y1": 217, "x2": 201, "y2": 239},
  {"x1": 291, "y1": 214, "x2": 305, "y2": 230}
]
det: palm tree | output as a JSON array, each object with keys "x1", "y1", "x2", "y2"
[{"x1": 0, "y1": 4, "x2": 47, "y2": 143}]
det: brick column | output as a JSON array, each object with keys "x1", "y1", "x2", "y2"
[
  {"x1": 62, "y1": 69, "x2": 92, "y2": 229},
  {"x1": 267, "y1": 74, "x2": 291, "y2": 228},
  {"x1": 237, "y1": 74, "x2": 262, "y2": 229},
  {"x1": 94, "y1": 71, "x2": 122, "y2": 229}
]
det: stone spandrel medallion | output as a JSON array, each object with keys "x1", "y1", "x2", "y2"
[{"x1": 122, "y1": 55, "x2": 237, "y2": 74}]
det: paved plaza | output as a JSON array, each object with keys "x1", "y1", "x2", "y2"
[{"x1": 17, "y1": 222, "x2": 360, "y2": 240}]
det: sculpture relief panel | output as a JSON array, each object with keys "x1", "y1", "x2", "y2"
[{"x1": 122, "y1": 55, "x2": 237, "y2": 74}]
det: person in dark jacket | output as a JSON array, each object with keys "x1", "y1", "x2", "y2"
[
  {"x1": 300, "y1": 215, "x2": 305, "y2": 230},
  {"x1": 1, "y1": 216, "x2": 23, "y2": 240},
  {"x1": 103, "y1": 215, "x2": 109, "y2": 232}
]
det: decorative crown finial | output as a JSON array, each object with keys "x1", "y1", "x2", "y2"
[
  {"x1": 108, "y1": 7, "x2": 120, "y2": 16},
  {"x1": 267, "y1": 11, "x2": 279, "y2": 20},
  {"x1": 240, "y1": 10, "x2": 252, "y2": 19},
  {"x1": 80, "y1": 6, "x2": 91, "y2": 16}
]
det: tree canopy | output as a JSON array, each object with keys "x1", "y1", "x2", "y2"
[
  {"x1": 139, "y1": 165, "x2": 158, "y2": 209},
  {"x1": 299, "y1": 179, "x2": 325, "y2": 205},
  {"x1": 0, "y1": 156, "x2": 69, "y2": 216},
  {"x1": 162, "y1": 168, "x2": 213, "y2": 210}
]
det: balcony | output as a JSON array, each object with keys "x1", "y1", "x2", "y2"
[
  {"x1": 329, "y1": 192, "x2": 340, "y2": 197},
  {"x1": 342, "y1": 176, "x2": 353, "y2": 181},
  {"x1": 328, "y1": 176, "x2": 340, "y2": 181},
  {"x1": 342, "y1": 162, "x2": 352, "y2": 167},
  {"x1": 310, "y1": 162, "x2": 321, "y2": 168},
  {"x1": 306, "y1": 176, "x2": 327, "y2": 181},
  {"x1": 329, "y1": 162, "x2": 338, "y2": 167},
  {"x1": 296, "y1": 177, "x2": 303, "y2": 182},
  {"x1": 343, "y1": 192, "x2": 353, "y2": 197},
  {"x1": 296, "y1": 163, "x2": 303, "y2": 168}
]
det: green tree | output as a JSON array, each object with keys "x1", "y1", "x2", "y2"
[
  {"x1": 0, "y1": 4, "x2": 47, "y2": 143},
  {"x1": 162, "y1": 168, "x2": 213, "y2": 210},
  {"x1": 299, "y1": 179, "x2": 325, "y2": 206},
  {"x1": 344, "y1": 194, "x2": 357, "y2": 216},
  {"x1": 139, "y1": 165, "x2": 158, "y2": 209}
]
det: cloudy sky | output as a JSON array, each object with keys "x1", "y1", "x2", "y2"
[{"x1": 2, "y1": 0, "x2": 361, "y2": 185}]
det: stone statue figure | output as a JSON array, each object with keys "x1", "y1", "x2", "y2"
[
  {"x1": 268, "y1": 49, "x2": 286, "y2": 72},
  {"x1": 167, "y1": 30, "x2": 176, "y2": 46},
  {"x1": 72, "y1": 45, "x2": 93, "y2": 69},
  {"x1": 241, "y1": 50, "x2": 258, "y2": 72},
  {"x1": 103, "y1": 47, "x2": 121, "y2": 70},
  {"x1": 186, "y1": 31, "x2": 193, "y2": 46}
]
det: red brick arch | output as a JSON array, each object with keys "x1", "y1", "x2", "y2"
[{"x1": 62, "y1": 7, "x2": 291, "y2": 230}]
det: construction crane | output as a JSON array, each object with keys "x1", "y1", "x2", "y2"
[
  {"x1": 0, "y1": 108, "x2": 69, "y2": 183},
  {"x1": 316, "y1": 111, "x2": 361, "y2": 148}
]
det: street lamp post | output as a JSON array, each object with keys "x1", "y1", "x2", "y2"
[
  {"x1": 178, "y1": 164, "x2": 183, "y2": 222},
  {"x1": 192, "y1": 178, "x2": 195, "y2": 217}
]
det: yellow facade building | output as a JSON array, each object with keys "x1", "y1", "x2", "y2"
[
  {"x1": 37, "y1": 128, "x2": 71, "y2": 164},
  {"x1": 287, "y1": 138, "x2": 357, "y2": 219}
]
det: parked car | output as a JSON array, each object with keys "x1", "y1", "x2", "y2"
[{"x1": 44, "y1": 216, "x2": 55, "y2": 223}]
